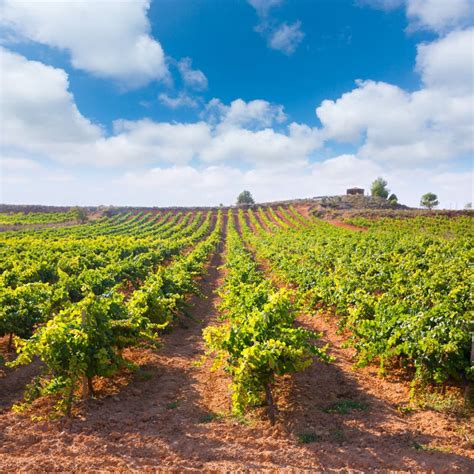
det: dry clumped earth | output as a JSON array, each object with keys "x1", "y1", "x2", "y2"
[{"x1": 0, "y1": 219, "x2": 473, "y2": 472}]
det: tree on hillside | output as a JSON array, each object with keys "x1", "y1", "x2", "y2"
[
  {"x1": 371, "y1": 177, "x2": 390, "y2": 199},
  {"x1": 103, "y1": 206, "x2": 116, "y2": 218},
  {"x1": 388, "y1": 193, "x2": 398, "y2": 205},
  {"x1": 465, "y1": 202, "x2": 472, "y2": 209},
  {"x1": 236, "y1": 190, "x2": 255, "y2": 206},
  {"x1": 72, "y1": 207, "x2": 88, "y2": 223},
  {"x1": 420, "y1": 192, "x2": 439, "y2": 210}
]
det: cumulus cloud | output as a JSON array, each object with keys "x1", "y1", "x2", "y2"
[
  {"x1": 200, "y1": 126, "x2": 320, "y2": 166},
  {"x1": 248, "y1": 0, "x2": 304, "y2": 55},
  {"x1": 416, "y1": 27, "x2": 474, "y2": 94},
  {"x1": 0, "y1": 47, "x2": 102, "y2": 156},
  {"x1": 177, "y1": 57, "x2": 208, "y2": 91},
  {"x1": 0, "y1": 47, "x2": 207, "y2": 167},
  {"x1": 1, "y1": 47, "x2": 470, "y2": 209},
  {"x1": 360, "y1": 0, "x2": 473, "y2": 33},
  {"x1": 202, "y1": 98, "x2": 287, "y2": 129},
  {"x1": 406, "y1": 0, "x2": 473, "y2": 33},
  {"x1": 106, "y1": 120, "x2": 211, "y2": 166},
  {"x1": 196, "y1": 100, "x2": 319, "y2": 166},
  {"x1": 268, "y1": 21, "x2": 305, "y2": 55},
  {"x1": 316, "y1": 28, "x2": 474, "y2": 165},
  {"x1": 0, "y1": 0, "x2": 168, "y2": 87},
  {"x1": 158, "y1": 92, "x2": 199, "y2": 109},
  {"x1": 0, "y1": 47, "x2": 320, "y2": 170},
  {"x1": 0, "y1": 47, "x2": 261, "y2": 174}
]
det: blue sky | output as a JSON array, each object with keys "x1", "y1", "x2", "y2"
[{"x1": 1, "y1": 0, "x2": 473, "y2": 208}]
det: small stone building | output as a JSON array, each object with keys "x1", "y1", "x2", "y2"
[{"x1": 346, "y1": 187, "x2": 364, "y2": 196}]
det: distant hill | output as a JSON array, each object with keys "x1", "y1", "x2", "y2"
[{"x1": 1, "y1": 195, "x2": 472, "y2": 220}]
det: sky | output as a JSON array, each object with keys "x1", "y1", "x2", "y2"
[{"x1": 0, "y1": 0, "x2": 473, "y2": 208}]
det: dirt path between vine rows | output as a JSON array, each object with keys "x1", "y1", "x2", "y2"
[
  {"x1": 326, "y1": 219, "x2": 367, "y2": 231},
  {"x1": 0, "y1": 212, "x2": 473, "y2": 472}
]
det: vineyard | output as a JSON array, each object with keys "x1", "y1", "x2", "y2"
[{"x1": 0, "y1": 206, "x2": 472, "y2": 471}]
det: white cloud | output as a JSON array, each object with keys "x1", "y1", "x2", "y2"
[
  {"x1": 317, "y1": 80, "x2": 410, "y2": 144},
  {"x1": 0, "y1": 155, "x2": 74, "y2": 202},
  {"x1": 105, "y1": 119, "x2": 211, "y2": 166},
  {"x1": 0, "y1": 48, "x2": 210, "y2": 167},
  {"x1": 203, "y1": 98, "x2": 287, "y2": 129},
  {"x1": 1, "y1": 0, "x2": 168, "y2": 87},
  {"x1": 1, "y1": 11, "x2": 472, "y2": 211},
  {"x1": 92, "y1": 110, "x2": 315, "y2": 169},
  {"x1": 427, "y1": 170, "x2": 473, "y2": 208},
  {"x1": 318, "y1": 80, "x2": 473, "y2": 165},
  {"x1": 1, "y1": 50, "x2": 318, "y2": 170},
  {"x1": 158, "y1": 92, "x2": 199, "y2": 109},
  {"x1": 96, "y1": 161, "x2": 468, "y2": 209},
  {"x1": 196, "y1": 99, "x2": 320, "y2": 165},
  {"x1": 316, "y1": 28, "x2": 474, "y2": 165},
  {"x1": 406, "y1": 0, "x2": 473, "y2": 33},
  {"x1": 0, "y1": 47, "x2": 102, "y2": 155},
  {"x1": 116, "y1": 166, "x2": 243, "y2": 206},
  {"x1": 3, "y1": 18, "x2": 472, "y2": 174},
  {"x1": 268, "y1": 21, "x2": 305, "y2": 55},
  {"x1": 248, "y1": 0, "x2": 304, "y2": 55},
  {"x1": 177, "y1": 57, "x2": 208, "y2": 90},
  {"x1": 416, "y1": 27, "x2": 474, "y2": 94},
  {"x1": 360, "y1": 0, "x2": 473, "y2": 33},
  {"x1": 3, "y1": 155, "x2": 470, "y2": 208},
  {"x1": 200, "y1": 125, "x2": 320, "y2": 166},
  {"x1": 247, "y1": 0, "x2": 282, "y2": 17},
  {"x1": 1, "y1": 157, "x2": 42, "y2": 173}
]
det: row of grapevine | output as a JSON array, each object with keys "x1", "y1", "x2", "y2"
[
  {"x1": 346, "y1": 215, "x2": 474, "y2": 239},
  {"x1": 0, "y1": 211, "x2": 214, "y2": 349},
  {"x1": 246, "y1": 213, "x2": 473, "y2": 385},
  {"x1": 6, "y1": 211, "x2": 223, "y2": 415},
  {"x1": 0, "y1": 211, "x2": 79, "y2": 225},
  {"x1": 276, "y1": 206, "x2": 308, "y2": 228},
  {"x1": 204, "y1": 210, "x2": 329, "y2": 423}
]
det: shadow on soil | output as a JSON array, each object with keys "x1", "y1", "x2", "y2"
[{"x1": 276, "y1": 320, "x2": 473, "y2": 470}]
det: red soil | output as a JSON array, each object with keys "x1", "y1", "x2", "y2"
[
  {"x1": 293, "y1": 204, "x2": 314, "y2": 219},
  {"x1": 274, "y1": 208, "x2": 296, "y2": 228},
  {"x1": 253, "y1": 210, "x2": 271, "y2": 232}
]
